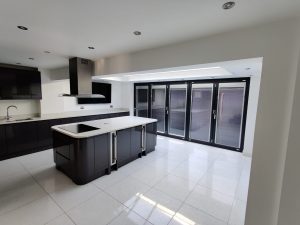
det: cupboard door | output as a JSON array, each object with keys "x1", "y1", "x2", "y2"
[
  {"x1": 116, "y1": 128, "x2": 131, "y2": 167},
  {"x1": 0, "y1": 126, "x2": 6, "y2": 156},
  {"x1": 94, "y1": 134, "x2": 110, "y2": 173},
  {"x1": 37, "y1": 119, "x2": 61, "y2": 148},
  {"x1": 5, "y1": 122, "x2": 38, "y2": 154},
  {"x1": 131, "y1": 126, "x2": 142, "y2": 158},
  {"x1": 146, "y1": 122, "x2": 157, "y2": 153}
]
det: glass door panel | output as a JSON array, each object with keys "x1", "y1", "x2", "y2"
[
  {"x1": 215, "y1": 82, "x2": 246, "y2": 148},
  {"x1": 189, "y1": 83, "x2": 213, "y2": 142},
  {"x1": 135, "y1": 86, "x2": 149, "y2": 117},
  {"x1": 151, "y1": 85, "x2": 166, "y2": 133},
  {"x1": 168, "y1": 84, "x2": 187, "y2": 137}
]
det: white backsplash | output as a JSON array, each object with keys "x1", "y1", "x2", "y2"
[{"x1": 0, "y1": 100, "x2": 40, "y2": 117}]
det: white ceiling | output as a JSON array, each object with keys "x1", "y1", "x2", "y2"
[
  {"x1": 0, "y1": 0, "x2": 299, "y2": 69},
  {"x1": 94, "y1": 57, "x2": 263, "y2": 82}
]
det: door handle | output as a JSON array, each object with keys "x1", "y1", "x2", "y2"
[{"x1": 213, "y1": 110, "x2": 217, "y2": 120}]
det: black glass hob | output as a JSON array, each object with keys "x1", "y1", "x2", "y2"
[{"x1": 59, "y1": 124, "x2": 99, "y2": 134}]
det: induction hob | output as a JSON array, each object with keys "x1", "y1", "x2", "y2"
[{"x1": 59, "y1": 124, "x2": 99, "y2": 134}]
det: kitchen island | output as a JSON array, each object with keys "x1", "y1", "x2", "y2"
[{"x1": 52, "y1": 116, "x2": 157, "y2": 185}]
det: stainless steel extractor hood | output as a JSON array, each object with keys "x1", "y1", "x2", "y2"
[{"x1": 61, "y1": 57, "x2": 105, "y2": 98}]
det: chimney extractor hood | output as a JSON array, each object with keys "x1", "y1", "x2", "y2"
[{"x1": 60, "y1": 57, "x2": 105, "y2": 98}]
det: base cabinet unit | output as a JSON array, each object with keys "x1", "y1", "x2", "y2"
[
  {"x1": 146, "y1": 122, "x2": 157, "y2": 154},
  {"x1": 116, "y1": 126, "x2": 143, "y2": 167},
  {"x1": 131, "y1": 126, "x2": 143, "y2": 158},
  {"x1": 37, "y1": 119, "x2": 62, "y2": 148},
  {"x1": 5, "y1": 121, "x2": 39, "y2": 155},
  {"x1": 0, "y1": 111, "x2": 129, "y2": 161},
  {"x1": 116, "y1": 128, "x2": 132, "y2": 167},
  {"x1": 53, "y1": 131, "x2": 111, "y2": 185},
  {"x1": 52, "y1": 119, "x2": 157, "y2": 185},
  {"x1": 0, "y1": 126, "x2": 6, "y2": 156}
]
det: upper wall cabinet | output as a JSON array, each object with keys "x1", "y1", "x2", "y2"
[{"x1": 0, "y1": 66, "x2": 42, "y2": 100}]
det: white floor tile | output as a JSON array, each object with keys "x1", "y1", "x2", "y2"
[
  {"x1": 18, "y1": 149, "x2": 55, "y2": 172},
  {"x1": 229, "y1": 200, "x2": 247, "y2": 225},
  {"x1": 30, "y1": 164, "x2": 74, "y2": 194},
  {"x1": 50, "y1": 183, "x2": 100, "y2": 211},
  {"x1": 108, "y1": 209, "x2": 151, "y2": 225},
  {"x1": 105, "y1": 176, "x2": 151, "y2": 208},
  {"x1": 0, "y1": 196, "x2": 63, "y2": 225},
  {"x1": 46, "y1": 214, "x2": 75, "y2": 225},
  {"x1": 0, "y1": 177, "x2": 46, "y2": 216},
  {"x1": 67, "y1": 191, "x2": 125, "y2": 225},
  {"x1": 185, "y1": 185, "x2": 234, "y2": 222},
  {"x1": 130, "y1": 164, "x2": 168, "y2": 186},
  {"x1": 153, "y1": 175, "x2": 197, "y2": 201},
  {"x1": 169, "y1": 203, "x2": 227, "y2": 225},
  {"x1": 93, "y1": 170, "x2": 128, "y2": 190},
  {"x1": 0, "y1": 135, "x2": 251, "y2": 225},
  {"x1": 198, "y1": 173, "x2": 239, "y2": 197},
  {"x1": 130, "y1": 188, "x2": 182, "y2": 225}
]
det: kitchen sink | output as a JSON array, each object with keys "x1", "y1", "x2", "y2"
[{"x1": 4, "y1": 118, "x2": 33, "y2": 122}]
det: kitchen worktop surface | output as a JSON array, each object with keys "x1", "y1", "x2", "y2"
[
  {"x1": 0, "y1": 108, "x2": 129, "y2": 125},
  {"x1": 52, "y1": 116, "x2": 157, "y2": 139}
]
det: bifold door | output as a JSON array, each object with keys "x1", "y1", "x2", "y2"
[
  {"x1": 189, "y1": 83, "x2": 214, "y2": 143},
  {"x1": 168, "y1": 84, "x2": 188, "y2": 137},
  {"x1": 134, "y1": 85, "x2": 149, "y2": 117},
  {"x1": 214, "y1": 82, "x2": 246, "y2": 149},
  {"x1": 151, "y1": 85, "x2": 167, "y2": 133},
  {"x1": 134, "y1": 79, "x2": 249, "y2": 152}
]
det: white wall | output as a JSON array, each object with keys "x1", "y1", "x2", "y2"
[
  {"x1": 41, "y1": 78, "x2": 124, "y2": 114},
  {"x1": 243, "y1": 74, "x2": 261, "y2": 156},
  {"x1": 0, "y1": 100, "x2": 40, "y2": 117},
  {"x1": 95, "y1": 17, "x2": 300, "y2": 225},
  {"x1": 277, "y1": 36, "x2": 300, "y2": 225}
]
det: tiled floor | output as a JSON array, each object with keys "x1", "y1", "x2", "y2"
[{"x1": 0, "y1": 136, "x2": 251, "y2": 225}]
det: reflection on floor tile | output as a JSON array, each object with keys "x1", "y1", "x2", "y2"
[{"x1": 0, "y1": 135, "x2": 251, "y2": 225}]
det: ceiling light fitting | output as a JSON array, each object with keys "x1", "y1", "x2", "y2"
[
  {"x1": 44, "y1": 51, "x2": 51, "y2": 54},
  {"x1": 222, "y1": 1, "x2": 235, "y2": 10},
  {"x1": 133, "y1": 31, "x2": 142, "y2": 36},
  {"x1": 28, "y1": 57, "x2": 34, "y2": 60},
  {"x1": 17, "y1": 26, "x2": 28, "y2": 30},
  {"x1": 88, "y1": 46, "x2": 95, "y2": 49}
]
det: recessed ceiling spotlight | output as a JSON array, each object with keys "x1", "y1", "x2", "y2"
[
  {"x1": 17, "y1": 26, "x2": 28, "y2": 30},
  {"x1": 222, "y1": 1, "x2": 236, "y2": 10},
  {"x1": 44, "y1": 51, "x2": 51, "y2": 54},
  {"x1": 28, "y1": 57, "x2": 34, "y2": 60},
  {"x1": 245, "y1": 67, "x2": 251, "y2": 70},
  {"x1": 133, "y1": 31, "x2": 142, "y2": 36},
  {"x1": 88, "y1": 46, "x2": 95, "y2": 50}
]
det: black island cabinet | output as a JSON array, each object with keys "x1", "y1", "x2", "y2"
[{"x1": 53, "y1": 120, "x2": 157, "y2": 185}]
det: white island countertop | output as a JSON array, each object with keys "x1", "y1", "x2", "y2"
[
  {"x1": 52, "y1": 116, "x2": 157, "y2": 139},
  {"x1": 0, "y1": 108, "x2": 129, "y2": 125}
]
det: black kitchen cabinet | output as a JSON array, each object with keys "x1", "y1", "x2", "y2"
[
  {"x1": 146, "y1": 122, "x2": 157, "y2": 153},
  {"x1": 5, "y1": 121, "x2": 38, "y2": 154},
  {"x1": 0, "y1": 126, "x2": 6, "y2": 156},
  {"x1": 117, "y1": 128, "x2": 132, "y2": 167},
  {"x1": 54, "y1": 131, "x2": 111, "y2": 185},
  {"x1": 94, "y1": 134, "x2": 110, "y2": 176},
  {"x1": 38, "y1": 119, "x2": 62, "y2": 148},
  {"x1": 0, "y1": 111, "x2": 129, "y2": 161},
  {"x1": 131, "y1": 126, "x2": 142, "y2": 158},
  {"x1": 0, "y1": 66, "x2": 42, "y2": 100}
]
